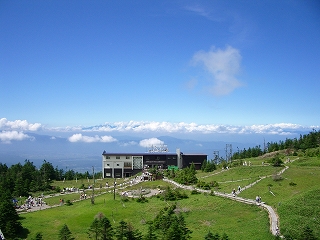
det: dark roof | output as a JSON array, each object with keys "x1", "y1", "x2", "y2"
[
  {"x1": 102, "y1": 151, "x2": 207, "y2": 156},
  {"x1": 102, "y1": 152, "x2": 176, "y2": 156}
]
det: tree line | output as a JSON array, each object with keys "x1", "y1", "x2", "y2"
[
  {"x1": 0, "y1": 159, "x2": 101, "y2": 198},
  {"x1": 232, "y1": 129, "x2": 320, "y2": 160}
]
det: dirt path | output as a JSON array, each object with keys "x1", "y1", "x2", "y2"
[
  {"x1": 162, "y1": 164, "x2": 293, "y2": 237},
  {"x1": 18, "y1": 160, "x2": 298, "y2": 236}
]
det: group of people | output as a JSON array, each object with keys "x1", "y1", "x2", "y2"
[
  {"x1": 79, "y1": 192, "x2": 87, "y2": 200},
  {"x1": 18, "y1": 195, "x2": 45, "y2": 210},
  {"x1": 231, "y1": 186, "x2": 242, "y2": 196}
]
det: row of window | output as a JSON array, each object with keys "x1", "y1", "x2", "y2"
[
  {"x1": 105, "y1": 162, "x2": 132, "y2": 167},
  {"x1": 105, "y1": 156, "x2": 131, "y2": 160},
  {"x1": 105, "y1": 156, "x2": 176, "y2": 160}
]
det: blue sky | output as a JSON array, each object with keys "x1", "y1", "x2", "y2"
[{"x1": 1, "y1": 0, "x2": 320, "y2": 146}]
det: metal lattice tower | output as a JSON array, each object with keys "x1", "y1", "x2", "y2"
[
  {"x1": 213, "y1": 150, "x2": 220, "y2": 164},
  {"x1": 148, "y1": 144, "x2": 168, "y2": 153},
  {"x1": 225, "y1": 144, "x2": 232, "y2": 162}
]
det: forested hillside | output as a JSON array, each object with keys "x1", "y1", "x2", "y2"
[{"x1": 232, "y1": 129, "x2": 320, "y2": 159}]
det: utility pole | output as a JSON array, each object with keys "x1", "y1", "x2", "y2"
[
  {"x1": 91, "y1": 166, "x2": 95, "y2": 204},
  {"x1": 113, "y1": 179, "x2": 117, "y2": 200}
]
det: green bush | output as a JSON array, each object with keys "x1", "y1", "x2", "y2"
[
  {"x1": 136, "y1": 196, "x2": 148, "y2": 203},
  {"x1": 191, "y1": 190, "x2": 201, "y2": 195},
  {"x1": 65, "y1": 200, "x2": 73, "y2": 206}
]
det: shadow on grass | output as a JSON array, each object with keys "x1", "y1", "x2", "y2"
[{"x1": 18, "y1": 215, "x2": 30, "y2": 239}]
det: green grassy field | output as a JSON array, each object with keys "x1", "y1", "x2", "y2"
[
  {"x1": 19, "y1": 156, "x2": 320, "y2": 239},
  {"x1": 20, "y1": 189, "x2": 275, "y2": 240}
]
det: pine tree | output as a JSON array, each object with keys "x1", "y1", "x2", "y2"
[
  {"x1": 0, "y1": 188, "x2": 23, "y2": 239},
  {"x1": 115, "y1": 220, "x2": 128, "y2": 240},
  {"x1": 143, "y1": 223, "x2": 158, "y2": 240},
  {"x1": 125, "y1": 223, "x2": 143, "y2": 240},
  {"x1": 59, "y1": 224, "x2": 75, "y2": 240},
  {"x1": 88, "y1": 218, "x2": 101, "y2": 240},
  {"x1": 88, "y1": 213, "x2": 114, "y2": 240},
  {"x1": 100, "y1": 216, "x2": 114, "y2": 240}
]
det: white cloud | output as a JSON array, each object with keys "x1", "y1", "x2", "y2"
[
  {"x1": 0, "y1": 118, "x2": 41, "y2": 131},
  {"x1": 0, "y1": 131, "x2": 33, "y2": 143},
  {"x1": 1, "y1": 118, "x2": 317, "y2": 138},
  {"x1": 139, "y1": 138, "x2": 164, "y2": 148},
  {"x1": 68, "y1": 134, "x2": 117, "y2": 143},
  {"x1": 192, "y1": 45, "x2": 242, "y2": 96},
  {"x1": 80, "y1": 121, "x2": 317, "y2": 136}
]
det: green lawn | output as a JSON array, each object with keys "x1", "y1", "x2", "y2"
[
  {"x1": 19, "y1": 156, "x2": 320, "y2": 239},
  {"x1": 197, "y1": 165, "x2": 284, "y2": 193},
  {"x1": 20, "y1": 189, "x2": 275, "y2": 240}
]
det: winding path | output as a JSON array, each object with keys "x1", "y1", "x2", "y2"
[
  {"x1": 163, "y1": 164, "x2": 292, "y2": 237},
  {"x1": 18, "y1": 159, "x2": 298, "y2": 237}
]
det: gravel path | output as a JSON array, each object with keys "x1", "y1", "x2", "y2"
[
  {"x1": 18, "y1": 159, "x2": 298, "y2": 237},
  {"x1": 162, "y1": 163, "x2": 297, "y2": 237}
]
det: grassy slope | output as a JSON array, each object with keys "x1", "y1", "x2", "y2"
[
  {"x1": 20, "y1": 156, "x2": 320, "y2": 239},
  {"x1": 20, "y1": 191, "x2": 274, "y2": 240}
]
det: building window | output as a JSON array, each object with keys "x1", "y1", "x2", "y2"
[
  {"x1": 116, "y1": 156, "x2": 120, "y2": 159},
  {"x1": 107, "y1": 164, "x2": 110, "y2": 166},
  {"x1": 116, "y1": 164, "x2": 119, "y2": 166},
  {"x1": 106, "y1": 156, "x2": 110, "y2": 159},
  {"x1": 124, "y1": 162, "x2": 132, "y2": 168},
  {"x1": 126, "y1": 156, "x2": 130, "y2": 159},
  {"x1": 105, "y1": 173, "x2": 111, "y2": 177}
]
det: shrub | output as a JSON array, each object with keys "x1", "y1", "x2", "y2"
[
  {"x1": 136, "y1": 196, "x2": 148, "y2": 203},
  {"x1": 269, "y1": 154, "x2": 284, "y2": 167},
  {"x1": 191, "y1": 190, "x2": 201, "y2": 195},
  {"x1": 65, "y1": 200, "x2": 73, "y2": 206},
  {"x1": 160, "y1": 187, "x2": 189, "y2": 201}
]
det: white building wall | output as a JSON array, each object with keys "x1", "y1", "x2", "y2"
[{"x1": 102, "y1": 154, "x2": 134, "y2": 178}]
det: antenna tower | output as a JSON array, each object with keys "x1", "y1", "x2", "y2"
[
  {"x1": 225, "y1": 144, "x2": 232, "y2": 162},
  {"x1": 213, "y1": 150, "x2": 220, "y2": 164},
  {"x1": 148, "y1": 144, "x2": 168, "y2": 153}
]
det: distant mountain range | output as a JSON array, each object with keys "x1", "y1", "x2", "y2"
[{"x1": 0, "y1": 133, "x2": 261, "y2": 173}]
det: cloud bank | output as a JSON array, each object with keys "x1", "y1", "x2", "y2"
[
  {"x1": 1, "y1": 118, "x2": 318, "y2": 143},
  {"x1": 84, "y1": 121, "x2": 310, "y2": 135},
  {"x1": 0, "y1": 118, "x2": 41, "y2": 131},
  {"x1": 0, "y1": 118, "x2": 40, "y2": 143},
  {"x1": 0, "y1": 131, "x2": 33, "y2": 144},
  {"x1": 68, "y1": 134, "x2": 117, "y2": 143},
  {"x1": 192, "y1": 45, "x2": 242, "y2": 96}
]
